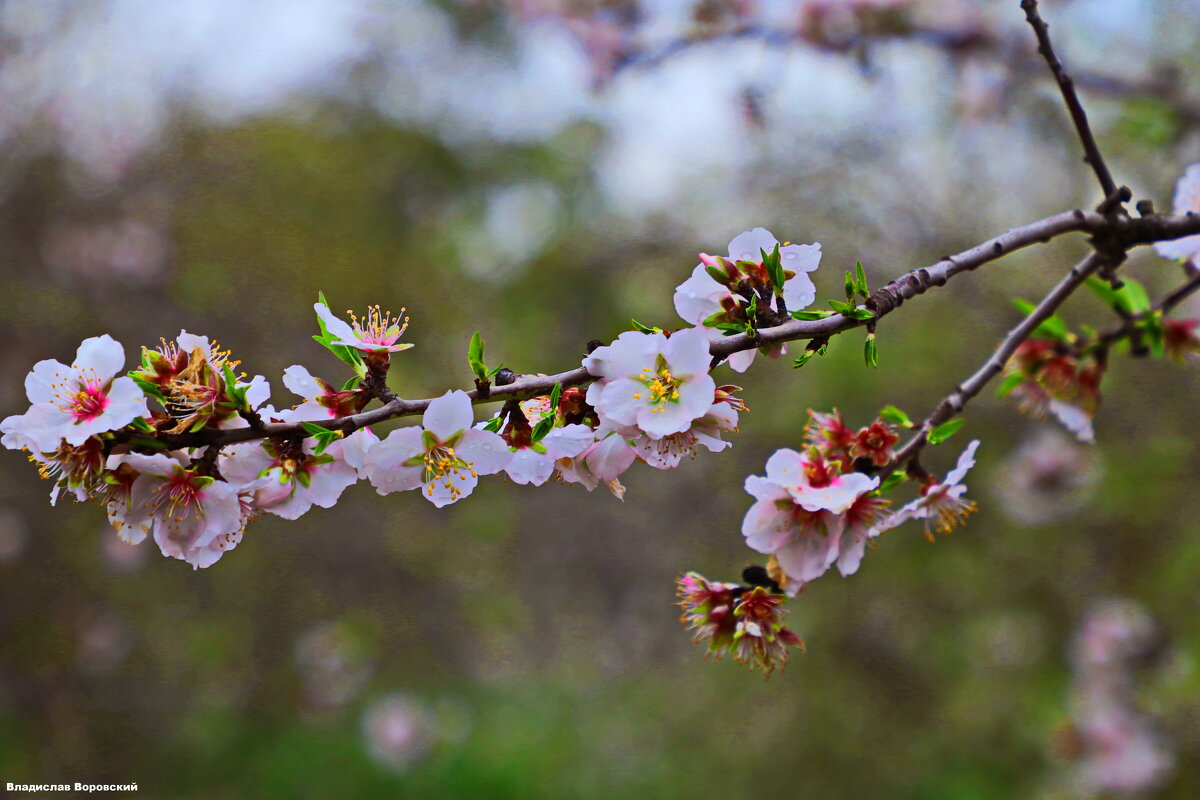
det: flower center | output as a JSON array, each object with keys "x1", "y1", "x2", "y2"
[
  {"x1": 348, "y1": 305, "x2": 408, "y2": 347},
  {"x1": 68, "y1": 381, "x2": 109, "y2": 422},
  {"x1": 422, "y1": 444, "x2": 476, "y2": 499},
  {"x1": 804, "y1": 458, "x2": 835, "y2": 488},
  {"x1": 152, "y1": 473, "x2": 206, "y2": 522},
  {"x1": 638, "y1": 355, "x2": 683, "y2": 411}
]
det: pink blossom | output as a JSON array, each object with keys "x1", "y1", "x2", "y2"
[
  {"x1": 115, "y1": 453, "x2": 244, "y2": 569},
  {"x1": 583, "y1": 328, "x2": 716, "y2": 439},
  {"x1": 359, "y1": 391, "x2": 511, "y2": 507},
  {"x1": 315, "y1": 302, "x2": 413, "y2": 354},
  {"x1": 503, "y1": 423, "x2": 594, "y2": 486},
  {"x1": 555, "y1": 429, "x2": 636, "y2": 499},
  {"x1": 873, "y1": 440, "x2": 980, "y2": 541},
  {"x1": 674, "y1": 228, "x2": 821, "y2": 373},
  {"x1": 741, "y1": 448, "x2": 879, "y2": 593},
  {"x1": 1, "y1": 335, "x2": 147, "y2": 453},
  {"x1": 220, "y1": 435, "x2": 359, "y2": 521}
]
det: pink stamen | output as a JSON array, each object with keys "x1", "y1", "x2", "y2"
[{"x1": 68, "y1": 381, "x2": 109, "y2": 423}]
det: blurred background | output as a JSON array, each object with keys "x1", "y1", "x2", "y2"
[{"x1": 0, "y1": 0, "x2": 1199, "y2": 797}]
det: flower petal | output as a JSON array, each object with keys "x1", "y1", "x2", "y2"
[
  {"x1": 72, "y1": 334, "x2": 126, "y2": 380},
  {"x1": 456, "y1": 429, "x2": 513, "y2": 475},
  {"x1": 422, "y1": 390, "x2": 474, "y2": 441},
  {"x1": 726, "y1": 227, "x2": 779, "y2": 261}
]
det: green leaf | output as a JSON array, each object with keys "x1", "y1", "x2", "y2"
[
  {"x1": 548, "y1": 382, "x2": 562, "y2": 413},
  {"x1": 712, "y1": 322, "x2": 750, "y2": 335},
  {"x1": 879, "y1": 405, "x2": 911, "y2": 427},
  {"x1": 844, "y1": 271, "x2": 856, "y2": 301},
  {"x1": 468, "y1": 331, "x2": 487, "y2": 380},
  {"x1": 762, "y1": 245, "x2": 785, "y2": 295},
  {"x1": 301, "y1": 422, "x2": 330, "y2": 437},
  {"x1": 128, "y1": 416, "x2": 155, "y2": 433},
  {"x1": 854, "y1": 261, "x2": 869, "y2": 296},
  {"x1": 1012, "y1": 297, "x2": 1070, "y2": 342},
  {"x1": 927, "y1": 418, "x2": 965, "y2": 446},
  {"x1": 828, "y1": 299, "x2": 854, "y2": 314},
  {"x1": 531, "y1": 417, "x2": 554, "y2": 443},
  {"x1": 630, "y1": 318, "x2": 660, "y2": 334},
  {"x1": 863, "y1": 335, "x2": 878, "y2": 368},
  {"x1": 845, "y1": 308, "x2": 876, "y2": 321},
  {"x1": 1087, "y1": 277, "x2": 1151, "y2": 315},
  {"x1": 318, "y1": 433, "x2": 341, "y2": 455},
  {"x1": 996, "y1": 372, "x2": 1027, "y2": 398},
  {"x1": 1085, "y1": 277, "x2": 1120, "y2": 306},
  {"x1": 1119, "y1": 278, "x2": 1152, "y2": 314},
  {"x1": 1142, "y1": 313, "x2": 1165, "y2": 358},
  {"x1": 790, "y1": 310, "x2": 833, "y2": 321},
  {"x1": 704, "y1": 263, "x2": 729, "y2": 285},
  {"x1": 792, "y1": 351, "x2": 815, "y2": 369},
  {"x1": 342, "y1": 376, "x2": 360, "y2": 391},
  {"x1": 483, "y1": 416, "x2": 503, "y2": 433},
  {"x1": 877, "y1": 471, "x2": 906, "y2": 494},
  {"x1": 128, "y1": 373, "x2": 167, "y2": 403}
]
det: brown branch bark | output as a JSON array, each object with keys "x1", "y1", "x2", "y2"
[{"x1": 126, "y1": 210, "x2": 1200, "y2": 453}]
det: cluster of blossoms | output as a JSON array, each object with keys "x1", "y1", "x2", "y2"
[
  {"x1": 676, "y1": 569, "x2": 804, "y2": 676},
  {"x1": 679, "y1": 404, "x2": 982, "y2": 674},
  {"x1": 1002, "y1": 338, "x2": 1103, "y2": 443},
  {"x1": 1056, "y1": 600, "x2": 1174, "y2": 795},
  {"x1": 0, "y1": 229, "x2": 790, "y2": 569}
]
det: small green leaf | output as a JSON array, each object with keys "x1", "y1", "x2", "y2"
[
  {"x1": 877, "y1": 471, "x2": 906, "y2": 494},
  {"x1": 1087, "y1": 277, "x2": 1151, "y2": 315},
  {"x1": 790, "y1": 310, "x2": 833, "y2": 321},
  {"x1": 704, "y1": 264, "x2": 729, "y2": 285},
  {"x1": 531, "y1": 417, "x2": 554, "y2": 443},
  {"x1": 483, "y1": 416, "x2": 504, "y2": 433},
  {"x1": 996, "y1": 372, "x2": 1027, "y2": 398},
  {"x1": 854, "y1": 261, "x2": 869, "y2": 296},
  {"x1": 792, "y1": 351, "x2": 815, "y2": 369},
  {"x1": 762, "y1": 245, "x2": 785, "y2": 295},
  {"x1": 828, "y1": 299, "x2": 854, "y2": 314},
  {"x1": 864, "y1": 334, "x2": 878, "y2": 368},
  {"x1": 468, "y1": 331, "x2": 487, "y2": 380},
  {"x1": 845, "y1": 308, "x2": 876, "y2": 321},
  {"x1": 310, "y1": 429, "x2": 340, "y2": 455},
  {"x1": 1142, "y1": 313, "x2": 1165, "y2": 358},
  {"x1": 548, "y1": 382, "x2": 562, "y2": 412},
  {"x1": 879, "y1": 405, "x2": 911, "y2": 427},
  {"x1": 927, "y1": 418, "x2": 965, "y2": 445},
  {"x1": 1012, "y1": 297, "x2": 1070, "y2": 342},
  {"x1": 1119, "y1": 279, "x2": 1152, "y2": 314},
  {"x1": 630, "y1": 319, "x2": 661, "y2": 334},
  {"x1": 844, "y1": 271, "x2": 856, "y2": 301},
  {"x1": 342, "y1": 376, "x2": 360, "y2": 391},
  {"x1": 301, "y1": 422, "x2": 330, "y2": 437},
  {"x1": 128, "y1": 373, "x2": 167, "y2": 403},
  {"x1": 128, "y1": 416, "x2": 155, "y2": 433}
]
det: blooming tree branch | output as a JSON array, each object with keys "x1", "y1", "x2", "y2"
[{"x1": 5, "y1": 1, "x2": 1200, "y2": 678}]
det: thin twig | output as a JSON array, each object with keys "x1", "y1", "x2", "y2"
[
  {"x1": 1094, "y1": 271, "x2": 1200, "y2": 348},
  {"x1": 890, "y1": 251, "x2": 1113, "y2": 468},
  {"x1": 1019, "y1": 0, "x2": 1119, "y2": 200}
]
